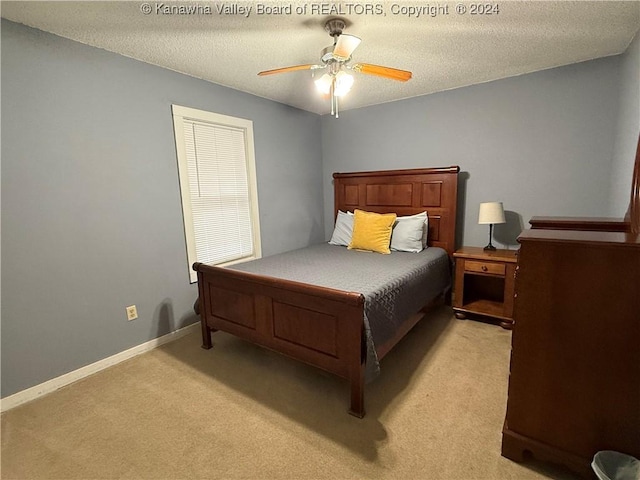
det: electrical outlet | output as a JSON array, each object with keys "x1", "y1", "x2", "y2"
[{"x1": 126, "y1": 305, "x2": 138, "y2": 321}]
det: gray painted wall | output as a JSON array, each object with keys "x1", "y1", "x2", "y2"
[
  {"x1": 1, "y1": 20, "x2": 324, "y2": 397},
  {"x1": 321, "y1": 56, "x2": 622, "y2": 249},
  {"x1": 609, "y1": 31, "x2": 640, "y2": 217},
  {"x1": 2, "y1": 18, "x2": 637, "y2": 399}
]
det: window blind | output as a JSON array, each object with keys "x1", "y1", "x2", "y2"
[{"x1": 172, "y1": 105, "x2": 260, "y2": 283}]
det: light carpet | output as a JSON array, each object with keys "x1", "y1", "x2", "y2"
[{"x1": 1, "y1": 307, "x2": 579, "y2": 479}]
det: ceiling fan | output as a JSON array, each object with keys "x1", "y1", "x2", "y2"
[{"x1": 258, "y1": 18, "x2": 412, "y2": 118}]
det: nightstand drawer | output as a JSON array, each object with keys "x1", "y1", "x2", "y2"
[{"x1": 465, "y1": 260, "x2": 506, "y2": 276}]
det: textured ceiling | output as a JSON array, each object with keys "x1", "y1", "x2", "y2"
[{"x1": 3, "y1": 1, "x2": 639, "y2": 115}]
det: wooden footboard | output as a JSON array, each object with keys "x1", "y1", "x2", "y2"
[{"x1": 194, "y1": 261, "x2": 368, "y2": 417}]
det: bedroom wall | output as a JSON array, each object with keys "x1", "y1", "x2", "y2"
[
  {"x1": 609, "y1": 31, "x2": 640, "y2": 217},
  {"x1": 1, "y1": 20, "x2": 324, "y2": 398},
  {"x1": 320, "y1": 55, "x2": 622, "y2": 249}
]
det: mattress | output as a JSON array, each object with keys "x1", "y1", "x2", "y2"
[{"x1": 229, "y1": 243, "x2": 452, "y2": 379}]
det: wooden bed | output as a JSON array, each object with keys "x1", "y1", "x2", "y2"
[{"x1": 193, "y1": 166, "x2": 460, "y2": 417}]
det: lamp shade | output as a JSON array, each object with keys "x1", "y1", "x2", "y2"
[
  {"x1": 314, "y1": 74, "x2": 332, "y2": 94},
  {"x1": 333, "y1": 71, "x2": 354, "y2": 97},
  {"x1": 333, "y1": 34, "x2": 362, "y2": 60},
  {"x1": 478, "y1": 202, "x2": 506, "y2": 225}
]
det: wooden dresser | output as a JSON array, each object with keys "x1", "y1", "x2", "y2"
[
  {"x1": 502, "y1": 227, "x2": 640, "y2": 476},
  {"x1": 502, "y1": 137, "x2": 640, "y2": 477}
]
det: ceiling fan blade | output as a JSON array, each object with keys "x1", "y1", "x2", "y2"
[
  {"x1": 352, "y1": 63, "x2": 412, "y2": 82},
  {"x1": 258, "y1": 64, "x2": 316, "y2": 76},
  {"x1": 333, "y1": 34, "x2": 361, "y2": 60}
]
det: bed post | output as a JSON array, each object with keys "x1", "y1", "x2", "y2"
[
  {"x1": 201, "y1": 321, "x2": 213, "y2": 350},
  {"x1": 193, "y1": 263, "x2": 213, "y2": 350},
  {"x1": 348, "y1": 354, "x2": 366, "y2": 418},
  {"x1": 345, "y1": 304, "x2": 366, "y2": 418}
]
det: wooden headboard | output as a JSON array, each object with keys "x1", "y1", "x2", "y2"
[{"x1": 333, "y1": 166, "x2": 460, "y2": 256}]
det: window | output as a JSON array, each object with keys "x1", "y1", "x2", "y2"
[{"x1": 172, "y1": 105, "x2": 261, "y2": 283}]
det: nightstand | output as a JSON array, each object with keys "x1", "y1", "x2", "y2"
[{"x1": 452, "y1": 247, "x2": 518, "y2": 329}]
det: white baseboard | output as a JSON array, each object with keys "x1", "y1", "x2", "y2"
[{"x1": 1, "y1": 322, "x2": 200, "y2": 413}]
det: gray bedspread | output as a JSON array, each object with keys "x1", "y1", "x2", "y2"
[{"x1": 228, "y1": 243, "x2": 451, "y2": 380}]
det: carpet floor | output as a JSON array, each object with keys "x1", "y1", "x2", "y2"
[{"x1": 1, "y1": 307, "x2": 580, "y2": 479}]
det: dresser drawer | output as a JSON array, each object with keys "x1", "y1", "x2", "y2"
[{"x1": 465, "y1": 260, "x2": 506, "y2": 276}]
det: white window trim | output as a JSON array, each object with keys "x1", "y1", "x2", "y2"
[{"x1": 172, "y1": 104, "x2": 261, "y2": 283}]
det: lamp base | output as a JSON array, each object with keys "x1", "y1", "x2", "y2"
[{"x1": 483, "y1": 223, "x2": 497, "y2": 251}]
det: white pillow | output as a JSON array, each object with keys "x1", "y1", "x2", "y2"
[
  {"x1": 391, "y1": 212, "x2": 429, "y2": 253},
  {"x1": 329, "y1": 211, "x2": 354, "y2": 246},
  {"x1": 406, "y1": 211, "x2": 429, "y2": 247}
]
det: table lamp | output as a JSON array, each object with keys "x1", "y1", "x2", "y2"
[{"x1": 478, "y1": 202, "x2": 506, "y2": 251}]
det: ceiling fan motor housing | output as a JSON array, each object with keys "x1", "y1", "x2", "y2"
[{"x1": 324, "y1": 18, "x2": 346, "y2": 37}]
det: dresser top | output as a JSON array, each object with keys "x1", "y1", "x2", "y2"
[
  {"x1": 529, "y1": 216, "x2": 630, "y2": 232},
  {"x1": 518, "y1": 229, "x2": 640, "y2": 247}
]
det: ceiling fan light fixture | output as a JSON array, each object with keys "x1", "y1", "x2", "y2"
[
  {"x1": 314, "y1": 73, "x2": 333, "y2": 94},
  {"x1": 257, "y1": 18, "x2": 413, "y2": 119},
  {"x1": 333, "y1": 34, "x2": 361, "y2": 61},
  {"x1": 334, "y1": 71, "x2": 354, "y2": 97}
]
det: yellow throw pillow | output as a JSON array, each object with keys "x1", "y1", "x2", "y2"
[{"x1": 348, "y1": 209, "x2": 397, "y2": 254}]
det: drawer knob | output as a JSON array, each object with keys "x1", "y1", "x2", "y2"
[{"x1": 481, "y1": 265, "x2": 488, "y2": 272}]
